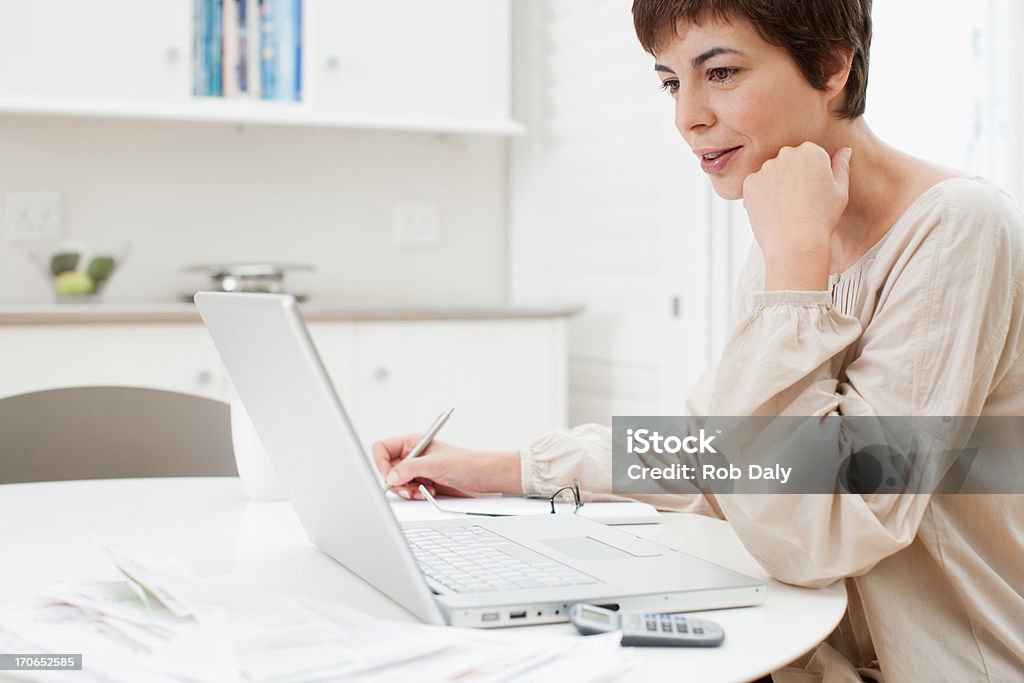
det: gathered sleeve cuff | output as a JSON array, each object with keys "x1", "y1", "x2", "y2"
[{"x1": 710, "y1": 291, "x2": 863, "y2": 417}]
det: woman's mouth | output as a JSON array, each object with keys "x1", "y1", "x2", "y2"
[{"x1": 699, "y1": 146, "x2": 742, "y2": 174}]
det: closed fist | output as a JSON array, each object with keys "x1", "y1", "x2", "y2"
[{"x1": 742, "y1": 142, "x2": 852, "y2": 268}]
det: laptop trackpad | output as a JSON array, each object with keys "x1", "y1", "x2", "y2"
[{"x1": 540, "y1": 536, "x2": 638, "y2": 561}]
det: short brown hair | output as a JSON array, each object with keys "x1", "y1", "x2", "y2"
[{"x1": 632, "y1": 0, "x2": 872, "y2": 119}]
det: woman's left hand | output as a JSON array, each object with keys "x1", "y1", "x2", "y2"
[{"x1": 742, "y1": 142, "x2": 852, "y2": 291}]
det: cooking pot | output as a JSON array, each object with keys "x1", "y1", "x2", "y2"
[{"x1": 184, "y1": 263, "x2": 313, "y2": 297}]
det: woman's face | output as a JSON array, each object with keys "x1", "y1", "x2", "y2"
[{"x1": 654, "y1": 18, "x2": 840, "y2": 200}]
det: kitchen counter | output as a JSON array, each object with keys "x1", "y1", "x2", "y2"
[{"x1": 0, "y1": 302, "x2": 583, "y2": 325}]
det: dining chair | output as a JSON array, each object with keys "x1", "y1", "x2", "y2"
[{"x1": 0, "y1": 386, "x2": 237, "y2": 484}]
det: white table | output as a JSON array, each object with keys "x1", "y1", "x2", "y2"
[{"x1": 0, "y1": 478, "x2": 847, "y2": 683}]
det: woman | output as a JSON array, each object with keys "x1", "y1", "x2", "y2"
[{"x1": 375, "y1": 1, "x2": 1024, "y2": 681}]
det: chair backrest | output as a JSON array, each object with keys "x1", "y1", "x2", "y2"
[{"x1": 0, "y1": 386, "x2": 237, "y2": 484}]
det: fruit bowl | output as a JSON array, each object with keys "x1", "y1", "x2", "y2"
[{"x1": 29, "y1": 242, "x2": 130, "y2": 303}]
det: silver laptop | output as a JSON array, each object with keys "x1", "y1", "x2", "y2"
[{"x1": 195, "y1": 292, "x2": 765, "y2": 628}]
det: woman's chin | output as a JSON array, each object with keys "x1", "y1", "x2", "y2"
[{"x1": 709, "y1": 177, "x2": 744, "y2": 201}]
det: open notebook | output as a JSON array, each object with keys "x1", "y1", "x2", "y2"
[{"x1": 388, "y1": 494, "x2": 660, "y2": 525}]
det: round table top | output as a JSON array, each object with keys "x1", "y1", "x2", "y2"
[{"x1": 0, "y1": 478, "x2": 847, "y2": 683}]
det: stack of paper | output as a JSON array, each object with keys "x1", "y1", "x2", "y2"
[{"x1": 0, "y1": 547, "x2": 631, "y2": 683}]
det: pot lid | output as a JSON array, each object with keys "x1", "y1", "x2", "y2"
[{"x1": 183, "y1": 263, "x2": 315, "y2": 278}]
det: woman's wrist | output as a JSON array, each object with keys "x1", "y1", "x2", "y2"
[
  {"x1": 478, "y1": 450, "x2": 523, "y2": 494},
  {"x1": 763, "y1": 247, "x2": 831, "y2": 291}
]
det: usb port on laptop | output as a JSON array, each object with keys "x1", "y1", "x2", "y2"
[{"x1": 509, "y1": 610, "x2": 527, "y2": 620}]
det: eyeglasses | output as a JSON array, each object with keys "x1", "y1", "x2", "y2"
[
  {"x1": 546, "y1": 478, "x2": 583, "y2": 514},
  {"x1": 417, "y1": 479, "x2": 584, "y2": 516}
]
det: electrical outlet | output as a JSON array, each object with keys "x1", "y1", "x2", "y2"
[
  {"x1": 5, "y1": 192, "x2": 63, "y2": 242},
  {"x1": 391, "y1": 201, "x2": 442, "y2": 249}
]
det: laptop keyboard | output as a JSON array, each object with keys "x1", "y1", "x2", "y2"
[{"x1": 404, "y1": 526, "x2": 598, "y2": 593}]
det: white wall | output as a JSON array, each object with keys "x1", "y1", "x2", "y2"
[
  {"x1": 867, "y1": 0, "x2": 1021, "y2": 201},
  {"x1": 0, "y1": 116, "x2": 509, "y2": 305},
  {"x1": 509, "y1": 0, "x2": 729, "y2": 425},
  {"x1": 1018, "y1": 1, "x2": 1024, "y2": 203}
]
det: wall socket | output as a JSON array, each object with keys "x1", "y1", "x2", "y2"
[
  {"x1": 391, "y1": 201, "x2": 441, "y2": 249},
  {"x1": 5, "y1": 192, "x2": 63, "y2": 242}
]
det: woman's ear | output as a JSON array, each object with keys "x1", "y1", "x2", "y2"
[{"x1": 825, "y1": 47, "x2": 856, "y2": 110}]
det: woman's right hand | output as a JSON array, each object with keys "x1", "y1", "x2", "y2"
[
  {"x1": 742, "y1": 142, "x2": 852, "y2": 291},
  {"x1": 372, "y1": 434, "x2": 523, "y2": 500}
]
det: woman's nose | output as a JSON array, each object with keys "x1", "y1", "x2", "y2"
[{"x1": 675, "y1": 86, "x2": 714, "y2": 134}]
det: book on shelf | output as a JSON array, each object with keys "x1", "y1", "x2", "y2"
[
  {"x1": 246, "y1": 0, "x2": 262, "y2": 98},
  {"x1": 236, "y1": 0, "x2": 251, "y2": 95},
  {"x1": 260, "y1": 0, "x2": 302, "y2": 102},
  {"x1": 193, "y1": 0, "x2": 300, "y2": 102},
  {"x1": 222, "y1": 0, "x2": 239, "y2": 97},
  {"x1": 208, "y1": 0, "x2": 223, "y2": 97}
]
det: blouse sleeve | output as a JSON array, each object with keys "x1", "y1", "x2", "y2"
[{"x1": 708, "y1": 181, "x2": 1024, "y2": 587}]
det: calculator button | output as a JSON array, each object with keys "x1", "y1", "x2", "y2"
[
  {"x1": 646, "y1": 621, "x2": 657, "y2": 632},
  {"x1": 693, "y1": 627, "x2": 704, "y2": 634},
  {"x1": 676, "y1": 623, "x2": 689, "y2": 633},
  {"x1": 661, "y1": 622, "x2": 673, "y2": 632}
]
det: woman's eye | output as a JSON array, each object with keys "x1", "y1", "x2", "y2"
[
  {"x1": 707, "y1": 67, "x2": 739, "y2": 83},
  {"x1": 659, "y1": 79, "x2": 680, "y2": 94}
]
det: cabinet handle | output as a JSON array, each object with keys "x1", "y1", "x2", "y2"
[
  {"x1": 373, "y1": 366, "x2": 389, "y2": 381},
  {"x1": 197, "y1": 370, "x2": 213, "y2": 386},
  {"x1": 325, "y1": 55, "x2": 340, "y2": 70},
  {"x1": 166, "y1": 46, "x2": 180, "y2": 62}
]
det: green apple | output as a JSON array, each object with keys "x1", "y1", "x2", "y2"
[
  {"x1": 54, "y1": 271, "x2": 95, "y2": 296},
  {"x1": 50, "y1": 252, "x2": 80, "y2": 276},
  {"x1": 87, "y1": 256, "x2": 116, "y2": 284}
]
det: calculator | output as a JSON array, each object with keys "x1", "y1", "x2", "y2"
[{"x1": 568, "y1": 603, "x2": 725, "y2": 647}]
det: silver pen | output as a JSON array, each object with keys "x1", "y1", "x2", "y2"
[{"x1": 382, "y1": 407, "x2": 454, "y2": 492}]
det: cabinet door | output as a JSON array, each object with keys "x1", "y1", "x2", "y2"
[
  {"x1": 353, "y1": 320, "x2": 566, "y2": 453},
  {"x1": 0, "y1": 325, "x2": 227, "y2": 401},
  {"x1": 307, "y1": 0, "x2": 509, "y2": 121},
  {"x1": 0, "y1": 0, "x2": 191, "y2": 102},
  {"x1": 306, "y1": 322, "x2": 357, "y2": 413}
]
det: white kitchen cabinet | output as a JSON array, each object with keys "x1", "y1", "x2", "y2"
[
  {"x1": 306, "y1": 322, "x2": 357, "y2": 412},
  {"x1": 352, "y1": 320, "x2": 566, "y2": 451},
  {"x1": 0, "y1": 324, "x2": 227, "y2": 401},
  {"x1": 0, "y1": 0, "x2": 191, "y2": 102},
  {"x1": 0, "y1": 316, "x2": 567, "y2": 453},
  {"x1": 307, "y1": 0, "x2": 510, "y2": 122},
  {"x1": 0, "y1": 0, "x2": 517, "y2": 135}
]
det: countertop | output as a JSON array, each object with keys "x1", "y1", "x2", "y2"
[{"x1": 0, "y1": 302, "x2": 583, "y2": 325}]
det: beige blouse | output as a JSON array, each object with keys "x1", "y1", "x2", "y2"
[{"x1": 519, "y1": 177, "x2": 1024, "y2": 683}]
